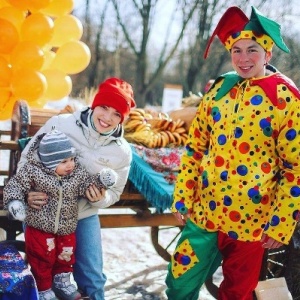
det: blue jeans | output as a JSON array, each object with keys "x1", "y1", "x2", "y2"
[{"x1": 73, "y1": 215, "x2": 107, "y2": 300}]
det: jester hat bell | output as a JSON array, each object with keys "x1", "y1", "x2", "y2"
[{"x1": 204, "y1": 6, "x2": 290, "y2": 58}]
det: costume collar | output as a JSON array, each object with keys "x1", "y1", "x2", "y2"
[{"x1": 214, "y1": 68, "x2": 300, "y2": 105}]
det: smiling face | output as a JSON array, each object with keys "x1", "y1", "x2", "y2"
[
  {"x1": 230, "y1": 39, "x2": 272, "y2": 79},
  {"x1": 92, "y1": 105, "x2": 122, "y2": 134}
]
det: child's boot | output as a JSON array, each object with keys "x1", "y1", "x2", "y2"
[
  {"x1": 52, "y1": 272, "x2": 81, "y2": 300},
  {"x1": 38, "y1": 288, "x2": 58, "y2": 300}
]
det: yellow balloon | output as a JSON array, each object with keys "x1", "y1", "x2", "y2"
[
  {"x1": 42, "y1": 69, "x2": 72, "y2": 100},
  {"x1": 40, "y1": 0, "x2": 74, "y2": 17},
  {"x1": 51, "y1": 15, "x2": 83, "y2": 47},
  {"x1": 0, "y1": 56, "x2": 12, "y2": 87},
  {"x1": 0, "y1": 0, "x2": 9, "y2": 8},
  {"x1": 42, "y1": 49, "x2": 56, "y2": 70},
  {"x1": 26, "y1": 0, "x2": 51, "y2": 11},
  {"x1": 0, "y1": 6, "x2": 26, "y2": 33},
  {"x1": 28, "y1": 98, "x2": 47, "y2": 108},
  {"x1": 11, "y1": 69, "x2": 47, "y2": 101},
  {"x1": 10, "y1": 41, "x2": 44, "y2": 71},
  {"x1": 0, "y1": 89, "x2": 14, "y2": 120},
  {"x1": 51, "y1": 41, "x2": 91, "y2": 75},
  {"x1": 21, "y1": 13, "x2": 54, "y2": 47},
  {"x1": 0, "y1": 18, "x2": 19, "y2": 54},
  {"x1": 4, "y1": 0, "x2": 29, "y2": 10}
]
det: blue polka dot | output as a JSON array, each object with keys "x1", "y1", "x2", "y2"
[
  {"x1": 228, "y1": 231, "x2": 238, "y2": 239},
  {"x1": 175, "y1": 201, "x2": 184, "y2": 210},
  {"x1": 237, "y1": 165, "x2": 248, "y2": 176},
  {"x1": 248, "y1": 188, "x2": 259, "y2": 198},
  {"x1": 202, "y1": 178, "x2": 208, "y2": 188},
  {"x1": 286, "y1": 129, "x2": 297, "y2": 141},
  {"x1": 293, "y1": 210, "x2": 300, "y2": 220},
  {"x1": 250, "y1": 95, "x2": 263, "y2": 105},
  {"x1": 218, "y1": 134, "x2": 227, "y2": 145},
  {"x1": 270, "y1": 215, "x2": 280, "y2": 226},
  {"x1": 291, "y1": 186, "x2": 300, "y2": 197},
  {"x1": 214, "y1": 112, "x2": 221, "y2": 122},
  {"x1": 209, "y1": 201, "x2": 217, "y2": 211},
  {"x1": 232, "y1": 32, "x2": 241, "y2": 39},
  {"x1": 259, "y1": 119, "x2": 270, "y2": 129},
  {"x1": 220, "y1": 171, "x2": 228, "y2": 181},
  {"x1": 234, "y1": 127, "x2": 243, "y2": 138},
  {"x1": 181, "y1": 255, "x2": 191, "y2": 265},
  {"x1": 223, "y1": 195, "x2": 232, "y2": 206}
]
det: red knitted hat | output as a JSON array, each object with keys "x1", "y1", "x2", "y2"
[{"x1": 91, "y1": 77, "x2": 136, "y2": 122}]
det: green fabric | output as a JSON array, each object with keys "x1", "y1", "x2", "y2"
[
  {"x1": 245, "y1": 6, "x2": 290, "y2": 53},
  {"x1": 18, "y1": 137, "x2": 32, "y2": 151},
  {"x1": 214, "y1": 72, "x2": 242, "y2": 101},
  {"x1": 165, "y1": 220, "x2": 222, "y2": 300}
]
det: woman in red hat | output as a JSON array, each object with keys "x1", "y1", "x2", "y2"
[
  {"x1": 166, "y1": 6, "x2": 300, "y2": 300},
  {"x1": 18, "y1": 77, "x2": 136, "y2": 300}
]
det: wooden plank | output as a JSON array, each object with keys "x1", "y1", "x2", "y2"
[
  {"x1": 120, "y1": 192, "x2": 145, "y2": 201},
  {"x1": 0, "y1": 140, "x2": 19, "y2": 150},
  {"x1": 99, "y1": 213, "x2": 180, "y2": 228}
]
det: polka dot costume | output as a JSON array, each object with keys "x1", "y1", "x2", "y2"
[{"x1": 172, "y1": 73, "x2": 300, "y2": 244}]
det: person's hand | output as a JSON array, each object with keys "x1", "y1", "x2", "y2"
[
  {"x1": 86, "y1": 184, "x2": 106, "y2": 202},
  {"x1": 260, "y1": 233, "x2": 284, "y2": 249},
  {"x1": 27, "y1": 191, "x2": 48, "y2": 209},
  {"x1": 173, "y1": 211, "x2": 191, "y2": 225}
]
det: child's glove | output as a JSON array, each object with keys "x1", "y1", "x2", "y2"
[
  {"x1": 99, "y1": 168, "x2": 118, "y2": 189},
  {"x1": 7, "y1": 200, "x2": 26, "y2": 221}
]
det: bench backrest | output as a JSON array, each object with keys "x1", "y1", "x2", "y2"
[{"x1": 8, "y1": 100, "x2": 62, "y2": 179}]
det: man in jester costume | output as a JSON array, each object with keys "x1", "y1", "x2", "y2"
[{"x1": 165, "y1": 6, "x2": 300, "y2": 300}]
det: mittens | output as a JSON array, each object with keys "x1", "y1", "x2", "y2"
[
  {"x1": 99, "y1": 168, "x2": 118, "y2": 189},
  {"x1": 7, "y1": 200, "x2": 26, "y2": 221}
]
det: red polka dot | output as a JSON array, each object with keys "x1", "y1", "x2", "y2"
[
  {"x1": 239, "y1": 142, "x2": 250, "y2": 154},
  {"x1": 230, "y1": 88, "x2": 237, "y2": 98},
  {"x1": 206, "y1": 220, "x2": 215, "y2": 229},
  {"x1": 186, "y1": 180, "x2": 195, "y2": 189},
  {"x1": 253, "y1": 228, "x2": 262, "y2": 237},
  {"x1": 194, "y1": 128, "x2": 200, "y2": 138},
  {"x1": 285, "y1": 172, "x2": 294, "y2": 182},
  {"x1": 277, "y1": 98, "x2": 286, "y2": 110},
  {"x1": 215, "y1": 156, "x2": 224, "y2": 167},
  {"x1": 261, "y1": 162, "x2": 271, "y2": 174},
  {"x1": 261, "y1": 195, "x2": 269, "y2": 205},
  {"x1": 229, "y1": 211, "x2": 241, "y2": 222}
]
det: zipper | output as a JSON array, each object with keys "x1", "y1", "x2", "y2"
[{"x1": 54, "y1": 176, "x2": 63, "y2": 234}]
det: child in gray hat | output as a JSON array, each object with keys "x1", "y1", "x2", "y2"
[{"x1": 4, "y1": 129, "x2": 117, "y2": 300}]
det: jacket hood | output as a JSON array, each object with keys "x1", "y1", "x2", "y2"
[
  {"x1": 26, "y1": 133, "x2": 47, "y2": 170},
  {"x1": 74, "y1": 107, "x2": 125, "y2": 146}
]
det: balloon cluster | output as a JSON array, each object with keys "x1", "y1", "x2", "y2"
[{"x1": 0, "y1": 0, "x2": 91, "y2": 120}]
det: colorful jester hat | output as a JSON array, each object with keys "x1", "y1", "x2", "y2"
[{"x1": 204, "y1": 6, "x2": 290, "y2": 58}]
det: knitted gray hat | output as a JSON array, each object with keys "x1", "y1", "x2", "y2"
[{"x1": 38, "y1": 130, "x2": 76, "y2": 170}]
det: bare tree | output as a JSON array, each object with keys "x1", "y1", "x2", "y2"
[
  {"x1": 110, "y1": 0, "x2": 201, "y2": 107},
  {"x1": 72, "y1": 0, "x2": 300, "y2": 105}
]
